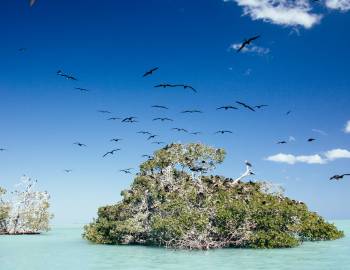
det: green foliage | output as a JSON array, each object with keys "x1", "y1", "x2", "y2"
[{"x1": 83, "y1": 143, "x2": 344, "y2": 249}]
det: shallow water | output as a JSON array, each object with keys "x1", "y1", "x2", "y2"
[{"x1": 1, "y1": 221, "x2": 349, "y2": 270}]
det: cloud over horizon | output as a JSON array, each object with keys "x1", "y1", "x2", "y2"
[
  {"x1": 224, "y1": 0, "x2": 350, "y2": 29},
  {"x1": 266, "y1": 148, "x2": 350, "y2": 165}
]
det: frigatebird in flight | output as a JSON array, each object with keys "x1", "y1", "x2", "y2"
[
  {"x1": 277, "y1": 141, "x2": 287, "y2": 144},
  {"x1": 308, "y1": 138, "x2": 316, "y2": 142},
  {"x1": 245, "y1": 160, "x2": 253, "y2": 168},
  {"x1": 173, "y1": 84, "x2": 197, "y2": 93},
  {"x1": 151, "y1": 105, "x2": 169, "y2": 110},
  {"x1": 147, "y1": 135, "x2": 158, "y2": 140},
  {"x1": 120, "y1": 168, "x2": 133, "y2": 174},
  {"x1": 143, "y1": 67, "x2": 159, "y2": 77},
  {"x1": 108, "y1": 117, "x2": 121, "y2": 121},
  {"x1": 153, "y1": 117, "x2": 173, "y2": 122},
  {"x1": 74, "y1": 142, "x2": 87, "y2": 147},
  {"x1": 236, "y1": 101, "x2": 255, "y2": 112},
  {"x1": 215, "y1": 130, "x2": 233, "y2": 134},
  {"x1": 255, "y1": 105, "x2": 268, "y2": 109},
  {"x1": 237, "y1": 35, "x2": 260, "y2": 53},
  {"x1": 75, "y1": 87, "x2": 89, "y2": 92},
  {"x1": 137, "y1": 131, "x2": 152, "y2": 135},
  {"x1": 103, "y1": 149, "x2": 121, "y2": 158},
  {"x1": 98, "y1": 110, "x2": 111, "y2": 114},
  {"x1": 0, "y1": 148, "x2": 6, "y2": 151},
  {"x1": 172, "y1": 128, "x2": 188, "y2": 132},
  {"x1": 122, "y1": 117, "x2": 137, "y2": 123},
  {"x1": 110, "y1": 138, "x2": 122, "y2": 142},
  {"x1": 154, "y1": 84, "x2": 175, "y2": 88},
  {"x1": 330, "y1": 174, "x2": 350, "y2": 181},
  {"x1": 190, "y1": 132, "x2": 202, "y2": 135},
  {"x1": 64, "y1": 169, "x2": 72, "y2": 173},
  {"x1": 181, "y1": 110, "x2": 203, "y2": 114},
  {"x1": 217, "y1": 106, "x2": 238, "y2": 111},
  {"x1": 152, "y1": 141, "x2": 165, "y2": 145},
  {"x1": 286, "y1": 110, "x2": 292, "y2": 115}
]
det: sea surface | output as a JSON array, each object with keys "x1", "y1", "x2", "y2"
[{"x1": 1, "y1": 220, "x2": 349, "y2": 270}]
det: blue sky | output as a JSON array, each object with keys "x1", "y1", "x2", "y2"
[{"x1": 0, "y1": 0, "x2": 350, "y2": 224}]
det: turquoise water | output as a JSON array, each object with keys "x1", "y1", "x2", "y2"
[{"x1": 1, "y1": 221, "x2": 349, "y2": 270}]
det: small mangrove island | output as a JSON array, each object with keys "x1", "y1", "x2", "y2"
[
  {"x1": 0, "y1": 176, "x2": 53, "y2": 235},
  {"x1": 84, "y1": 143, "x2": 344, "y2": 249}
]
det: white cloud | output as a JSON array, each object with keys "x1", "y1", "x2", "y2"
[
  {"x1": 312, "y1": 129, "x2": 328, "y2": 136},
  {"x1": 266, "y1": 148, "x2": 350, "y2": 165},
  {"x1": 326, "y1": 0, "x2": 350, "y2": 11},
  {"x1": 324, "y1": 149, "x2": 350, "y2": 161},
  {"x1": 230, "y1": 43, "x2": 270, "y2": 55},
  {"x1": 344, "y1": 120, "x2": 350, "y2": 133},
  {"x1": 224, "y1": 0, "x2": 322, "y2": 28},
  {"x1": 266, "y1": 153, "x2": 325, "y2": 164}
]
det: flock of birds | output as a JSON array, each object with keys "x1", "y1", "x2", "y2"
[{"x1": 2, "y1": 1, "x2": 348, "y2": 182}]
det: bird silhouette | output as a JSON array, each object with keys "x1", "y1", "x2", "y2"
[
  {"x1": 237, "y1": 35, "x2": 260, "y2": 52},
  {"x1": 108, "y1": 117, "x2": 121, "y2": 121},
  {"x1": 142, "y1": 155, "x2": 152, "y2": 159},
  {"x1": 217, "y1": 106, "x2": 238, "y2": 110},
  {"x1": 137, "y1": 131, "x2": 152, "y2": 135},
  {"x1": 75, "y1": 87, "x2": 89, "y2": 92},
  {"x1": 151, "y1": 105, "x2": 169, "y2": 110},
  {"x1": 110, "y1": 138, "x2": 122, "y2": 142},
  {"x1": 286, "y1": 110, "x2": 292, "y2": 115},
  {"x1": 154, "y1": 84, "x2": 175, "y2": 88},
  {"x1": 120, "y1": 168, "x2": 133, "y2": 174},
  {"x1": 173, "y1": 84, "x2": 197, "y2": 93},
  {"x1": 307, "y1": 138, "x2": 316, "y2": 142},
  {"x1": 255, "y1": 105, "x2": 268, "y2": 109},
  {"x1": 103, "y1": 149, "x2": 121, "y2": 158},
  {"x1": 236, "y1": 101, "x2": 255, "y2": 112},
  {"x1": 98, "y1": 110, "x2": 111, "y2": 114},
  {"x1": 152, "y1": 141, "x2": 165, "y2": 145},
  {"x1": 143, "y1": 67, "x2": 159, "y2": 77},
  {"x1": 245, "y1": 160, "x2": 253, "y2": 167},
  {"x1": 277, "y1": 141, "x2": 287, "y2": 144},
  {"x1": 74, "y1": 142, "x2": 87, "y2": 147},
  {"x1": 190, "y1": 132, "x2": 202, "y2": 135},
  {"x1": 147, "y1": 135, "x2": 158, "y2": 140},
  {"x1": 122, "y1": 117, "x2": 137, "y2": 123},
  {"x1": 172, "y1": 128, "x2": 188, "y2": 132},
  {"x1": 330, "y1": 174, "x2": 350, "y2": 181},
  {"x1": 215, "y1": 130, "x2": 233, "y2": 134},
  {"x1": 64, "y1": 169, "x2": 72, "y2": 173},
  {"x1": 18, "y1": 48, "x2": 27, "y2": 52},
  {"x1": 181, "y1": 110, "x2": 203, "y2": 114},
  {"x1": 153, "y1": 117, "x2": 173, "y2": 122},
  {"x1": 0, "y1": 148, "x2": 6, "y2": 151}
]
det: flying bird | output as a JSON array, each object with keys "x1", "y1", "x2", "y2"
[
  {"x1": 98, "y1": 110, "x2": 111, "y2": 114},
  {"x1": 181, "y1": 110, "x2": 203, "y2": 114},
  {"x1": 152, "y1": 117, "x2": 173, "y2": 122},
  {"x1": 277, "y1": 141, "x2": 287, "y2": 144},
  {"x1": 330, "y1": 174, "x2": 350, "y2": 181},
  {"x1": 236, "y1": 101, "x2": 255, "y2": 112},
  {"x1": 74, "y1": 142, "x2": 87, "y2": 147},
  {"x1": 152, "y1": 141, "x2": 165, "y2": 145},
  {"x1": 103, "y1": 149, "x2": 121, "y2": 158},
  {"x1": 75, "y1": 87, "x2": 89, "y2": 92},
  {"x1": 216, "y1": 106, "x2": 238, "y2": 110},
  {"x1": 0, "y1": 148, "x2": 6, "y2": 151},
  {"x1": 307, "y1": 138, "x2": 316, "y2": 142},
  {"x1": 245, "y1": 160, "x2": 252, "y2": 168},
  {"x1": 64, "y1": 169, "x2": 72, "y2": 173},
  {"x1": 122, "y1": 117, "x2": 137, "y2": 123},
  {"x1": 143, "y1": 67, "x2": 159, "y2": 77},
  {"x1": 190, "y1": 132, "x2": 202, "y2": 135},
  {"x1": 255, "y1": 105, "x2": 268, "y2": 109},
  {"x1": 237, "y1": 35, "x2": 260, "y2": 53},
  {"x1": 215, "y1": 130, "x2": 233, "y2": 134},
  {"x1": 142, "y1": 155, "x2": 152, "y2": 159},
  {"x1": 151, "y1": 105, "x2": 169, "y2": 110},
  {"x1": 120, "y1": 168, "x2": 133, "y2": 174},
  {"x1": 147, "y1": 135, "x2": 158, "y2": 140},
  {"x1": 137, "y1": 131, "x2": 152, "y2": 135},
  {"x1": 174, "y1": 84, "x2": 197, "y2": 93},
  {"x1": 110, "y1": 138, "x2": 122, "y2": 142},
  {"x1": 172, "y1": 128, "x2": 188, "y2": 132},
  {"x1": 286, "y1": 110, "x2": 292, "y2": 115},
  {"x1": 108, "y1": 117, "x2": 121, "y2": 121},
  {"x1": 154, "y1": 84, "x2": 175, "y2": 88},
  {"x1": 18, "y1": 48, "x2": 27, "y2": 52}
]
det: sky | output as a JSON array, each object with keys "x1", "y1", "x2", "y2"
[{"x1": 0, "y1": 0, "x2": 350, "y2": 224}]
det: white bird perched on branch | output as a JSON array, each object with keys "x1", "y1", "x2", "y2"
[{"x1": 233, "y1": 161, "x2": 255, "y2": 184}]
